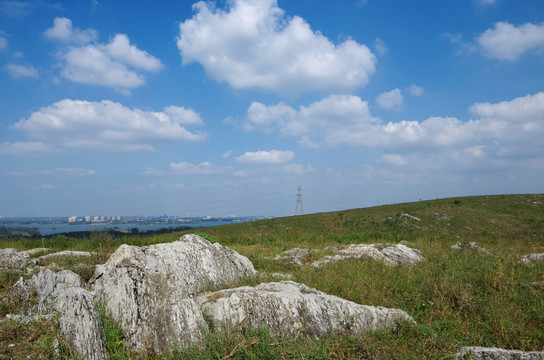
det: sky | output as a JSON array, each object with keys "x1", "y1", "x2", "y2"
[{"x1": 1, "y1": 0, "x2": 543, "y2": 218}]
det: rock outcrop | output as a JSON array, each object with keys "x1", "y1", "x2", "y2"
[
  {"x1": 268, "y1": 247, "x2": 317, "y2": 266},
  {"x1": 521, "y1": 253, "x2": 544, "y2": 265},
  {"x1": 267, "y1": 243, "x2": 424, "y2": 268},
  {"x1": 451, "y1": 242, "x2": 494, "y2": 257},
  {"x1": 90, "y1": 234, "x2": 257, "y2": 354},
  {"x1": 198, "y1": 281, "x2": 415, "y2": 338},
  {"x1": 312, "y1": 243, "x2": 424, "y2": 268},
  {"x1": 0, "y1": 248, "x2": 48, "y2": 269},
  {"x1": 3, "y1": 235, "x2": 417, "y2": 358},
  {"x1": 36, "y1": 250, "x2": 98, "y2": 265},
  {"x1": 10, "y1": 270, "x2": 109, "y2": 360},
  {"x1": 454, "y1": 346, "x2": 544, "y2": 359}
]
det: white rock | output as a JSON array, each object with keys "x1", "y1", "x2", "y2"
[
  {"x1": 91, "y1": 234, "x2": 257, "y2": 354},
  {"x1": 198, "y1": 281, "x2": 415, "y2": 338},
  {"x1": 268, "y1": 247, "x2": 317, "y2": 266},
  {"x1": 454, "y1": 346, "x2": 544, "y2": 359},
  {"x1": 451, "y1": 242, "x2": 494, "y2": 257},
  {"x1": 312, "y1": 243, "x2": 424, "y2": 268},
  {"x1": 11, "y1": 270, "x2": 109, "y2": 360},
  {"x1": 37, "y1": 250, "x2": 98, "y2": 265},
  {"x1": 521, "y1": 253, "x2": 544, "y2": 265}
]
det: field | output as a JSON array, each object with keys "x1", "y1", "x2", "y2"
[{"x1": 1, "y1": 194, "x2": 543, "y2": 359}]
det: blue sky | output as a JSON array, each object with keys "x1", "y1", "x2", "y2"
[{"x1": 1, "y1": 0, "x2": 543, "y2": 217}]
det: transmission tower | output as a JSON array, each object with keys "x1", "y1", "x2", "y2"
[{"x1": 296, "y1": 185, "x2": 304, "y2": 215}]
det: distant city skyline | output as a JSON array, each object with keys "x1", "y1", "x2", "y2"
[{"x1": 1, "y1": 0, "x2": 543, "y2": 217}]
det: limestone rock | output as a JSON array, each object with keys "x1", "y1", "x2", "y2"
[
  {"x1": 451, "y1": 242, "x2": 494, "y2": 257},
  {"x1": 0, "y1": 248, "x2": 52, "y2": 270},
  {"x1": 36, "y1": 250, "x2": 98, "y2": 265},
  {"x1": 312, "y1": 243, "x2": 424, "y2": 268},
  {"x1": 454, "y1": 346, "x2": 544, "y2": 359},
  {"x1": 198, "y1": 281, "x2": 414, "y2": 338},
  {"x1": 521, "y1": 253, "x2": 544, "y2": 265},
  {"x1": 91, "y1": 234, "x2": 257, "y2": 354},
  {"x1": 268, "y1": 247, "x2": 317, "y2": 266},
  {"x1": 10, "y1": 270, "x2": 109, "y2": 360}
]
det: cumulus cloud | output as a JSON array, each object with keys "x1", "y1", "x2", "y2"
[
  {"x1": 3, "y1": 63, "x2": 38, "y2": 78},
  {"x1": 0, "y1": 141, "x2": 61, "y2": 156},
  {"x1": 170, "y1": 161, "x2": 228, "y2": 175},
  {"x1": 236, "y1": 150, "x2": 294, "y2": 164},
  {"x1": 407, "y1": 84, "x2": 424, "y2": 97},
  {"x1": 177, "y1": 0, "x2": 376, "y2": 94},
  {"x1": 476, "y1": 21, "x2": 544, "y2": 61},
  {"x1": 13, "y1": 99, "x2": 206, "y2": 152},
  {"x1": 43, "y1": 17, "x2": 97, "y2": 44},
  {"x1": 44, "y1": 17, "x2": 162, "y2": 90},
  {"x1": 238, "y1": 92, "x2": 544, "y2": 162},
  {"x1": 376, "y1": 88, "x2": 404, "y2": 110}
]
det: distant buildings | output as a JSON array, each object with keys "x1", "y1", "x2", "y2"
[{"x1": 68, "y1": 216, "x2": 122, "y2": 223}]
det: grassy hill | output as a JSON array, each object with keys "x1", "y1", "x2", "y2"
[{"x1": 1, "y1": 194, "x2": 543, "y2": 359}]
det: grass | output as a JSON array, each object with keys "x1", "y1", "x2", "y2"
[{"x1": 1, "y1": 194, "x2": 543, "y2": 359}]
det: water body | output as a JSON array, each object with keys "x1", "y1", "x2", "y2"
[{"x1": 4, "y1": 220, "x2": 235, "y2": 236}]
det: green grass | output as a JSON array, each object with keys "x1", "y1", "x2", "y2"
[{"x1": 1, "y1": 194, "x2": 543, "y2": 359}]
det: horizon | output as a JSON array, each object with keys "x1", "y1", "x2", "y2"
[{"x1": 1, "y1": 0, "x2": 543, "y2": 218}]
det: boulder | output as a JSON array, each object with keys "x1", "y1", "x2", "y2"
[
  {"x1": 521, "y1": 253, "x2": 544, "y2": 265},
  {"x1": 454, "y1": 346, "x2": 544, "y2": 359},
  {"x1": 451, "y1": 242, "x2": 494, "y2": 257},
  {"x1": 36, "y1": 250, "x2": 98, "y2": 265},
  {"x1": 0, "y1": 248, "x2": 49, "y2": 269},
  {"x1": 267, "y1": 247, "x2": 317, "y2": 266},
  {"x1": 91, "y1": 234, "x2": 257, "y2": 354},
  {"x1": 10, "y1": 270, "x2": 109, "y2": 360},
  {"x1": 198, "y1": 281, "x2": 415, "y2": 338},
  {"x1": 312, "y1": 243, "x2": 424, "y2": 268}
]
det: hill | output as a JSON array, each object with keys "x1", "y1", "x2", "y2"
[{"x1": 1, "y1": 194, "x2": 543, "y2": 359}]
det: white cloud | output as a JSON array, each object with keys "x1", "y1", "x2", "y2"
[
  {"x1": 283, "y1": 163, "x2": 315, "y2": 174},
  {"x1": 379, "y1": 154, "x2": 407, "y2": 166},
  {"x1": 376, "y1": 88, "x2": 404, "y2": 110},
  {"x1": 3, "y1": 63, "x2": 38, "y2": 78},
  {"x1": 13, "y1": 99, "x2": 206, "y2": 152},
  {"x1": 44, "y1": 17, "x2": 97, "y2": 44},
  {"x1": 477, "y1": 0, "x2": 496, "y2": 6},
  {"x1": 298, "y1": 135, "x2": 320, "y2": 149},
  {"x1": 177, "y1": 0, "x2": 376, "y2": 94},
  {"x1": 170, "y1": 161, "x2": 227, "y2": 175},
  {"x1": 60, "y1": 44, "x2": 146, "y2": 88},
  {"x1": 221, "y1": 150, "x2": 232, "y2": 159},
  {"x1": 0, "y1": 1, "x2": 31, "y2": 17},
  {"x1": 105, "y1": 34, "x2": 163, "y2": 71},
  {"x1": 477, "y1": 22, "x2": 544, "y2": 61},
  {"x1": 56, "y1": 168, "x2": 95, "y2": 176},
  {"x1": 407, "y1": 84, "x2": 424, "y2": 97},
  {"x1": 355, "y1": 0, "x2": 368, "y2": 8},
  {"x1": 236, "y1": 150, "x2": 294, "y2": 164},
  {"x1": 374, "y1": 38, "x2": 387, "y2": 55},
  {"x1": 0, "y1": 141, "x2": 61, "y2": 157},
  {"x1": 238, "y1": 92, "x2": 544, "y2": 162},
  {"x1": 163, "y1": 105, "x2": 204, "y2": 126},
  {"x1": 244, "y1": 101, "x2": 296, "y2": 132},
  {"x1": 0, "y1": 36, "x2": 7, "y2": 51},
  {"x1": 45, "y1": 18, "x2": 162, "y2": 90}
]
